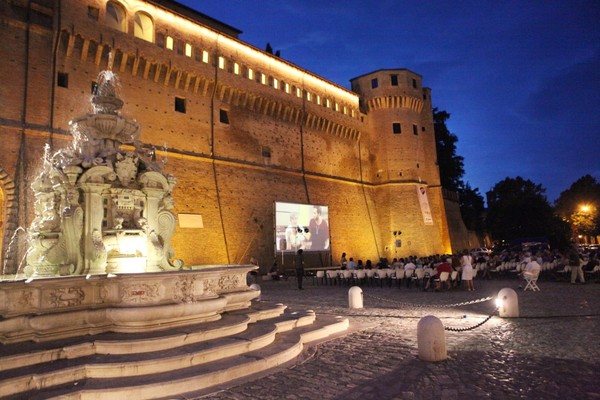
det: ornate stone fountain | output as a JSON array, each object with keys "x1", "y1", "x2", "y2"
[
  {"x1": 0, "y1": 71, "x2": 258, "y2": 344},
  {"x1": 26, "y1": 70, "x2": 178, "y2": 277}
]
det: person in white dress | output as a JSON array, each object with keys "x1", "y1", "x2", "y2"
[{"x1": 461, "y1": 250, "x2": 475, "y2": 291}]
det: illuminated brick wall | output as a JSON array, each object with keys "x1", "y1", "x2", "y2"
[{"x1": 0, "y1": 0, "x2": 463, "y2": 273}]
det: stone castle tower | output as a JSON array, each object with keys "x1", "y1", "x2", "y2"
[{"x1": 0, "y1": 0, "x2": 467, "y2": 274}]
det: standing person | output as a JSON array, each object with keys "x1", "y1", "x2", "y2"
[
  {"x1": 461, "y1": 250, "x2": 475, "y2": 291},
  {"x1": 295, "y1": 249, "x2": 305, "y2": 290},
  {"x1": 568, "y1": 245, "x2": 585, "y2": 284},
  {"x1": 340, "y1": 252, "x2": 348, "y2": 269},
  {"x1": 307, "y1": 206, "x2": 329, "y2": 250}
]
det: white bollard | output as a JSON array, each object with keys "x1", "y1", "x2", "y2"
[
  {"x1": 496, "y1": 288, "x2": 519, "y2": 318},
  {"x1": 417, "y1": 315, "x2": 447, "y2": 362},
  {"x1": 250, "y1": 283, "x2": 261, "y2": 301},
  {"x1": 348, "y1": 286, "x2": 363, "y2": 309}
]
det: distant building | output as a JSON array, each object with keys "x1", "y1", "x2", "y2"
[{"x1": 0, "y1": 0, "x2": 471, "y2": 273}]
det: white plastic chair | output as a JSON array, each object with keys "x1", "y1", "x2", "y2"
[{"x1": 523, "y1": 270, "x2": 540, "y2": 291}]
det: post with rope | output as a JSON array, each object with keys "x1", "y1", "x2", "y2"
[
  {"x1": 348, "y1": 286, "x2": 363, "y2": 309},
  {"x1": 417, "y1": 315, "x2": 447, "y2": 361},
  {"x1": 496, "y1": 288, "x2": 519, "y2": 318}
]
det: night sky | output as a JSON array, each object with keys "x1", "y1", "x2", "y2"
[{"x1": 179, "y1": 0, "x2": 600, "y2": 204}]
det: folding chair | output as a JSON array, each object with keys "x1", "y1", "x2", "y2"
[{"x1": 523, "y1": 270, "x2": 540, "y2": 291}]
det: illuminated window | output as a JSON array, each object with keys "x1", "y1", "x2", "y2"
[
  {"x1": 175, "y1": 97, "x2": 186, "y2": 113},
  {"x1": 185, "y1": 43, "x2": 192, "y2": 57},
  {"x1": 392, "y1": 123, "x2": 401, "y2": 134},
  {"x1": 296, "y1": 88, "x2": 301, "y2": 98},
  {"x1": 202, "y1": 50, "x2": 209, "y2": 63},
  {"x1": 316, "y1": 95, "x2": 321, "y2": 105},
  {"x1": 233, "y1": 63, "x2": 240, "y2": 75},
  {"x1": 335, "y1": 103, "x2": 339, "y2": 112},
  {"x1": 106, "y1": 2, "x2": 126, "y2": 32},
  {"x1": 284, "y1": 83, "x2": 290, "y2": 93},
  {"x1": 248, "y1": 68, "x2": 254, "y2": 80},
  {"x1": 390, "y1": 74, "x2": 398, "y2": 86},
  {"x1": 351, "y1": 109, "x2": 355, "y2": 117},
  {"x1": 306, "y1": 92, "x2": 311, "y2": 101},
  {"x1": 326, "y1": 99, "x2": 331, "y2": 108},
  {"x1": 134, "y1": 12, "x2": 153, "y2": 42},
  {"x1": 343, "y1": 106, "x2": 347, "y2": 114},
  {"x1": 371, "y1": 78, "x2": 378, "y2": 89},
  {"x1": 261, "y1": 73, "x2": 266, "y2": 85},
  {"x1": 165, "y1": 36, "x2": 174, "y2": 50},
  {"x1": 272, "y1": 78, "x2": 279, "y2": 89},
  {"x1": 218, "y1": 56, "x2": 225, "y2": 69}
]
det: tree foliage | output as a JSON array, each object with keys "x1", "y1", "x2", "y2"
[
  {"x1": 486, "y1": 177, "x2": 569, "y2": 248},
  {"x1": 554, "y1": 174, "x2": 600, "y2": 237},
  {"x1": 433, "y1": 109, "x2": 464, "y2": 192},
  {"x1": 459, "y1": 183, "x2": 485, "y2": 232}
]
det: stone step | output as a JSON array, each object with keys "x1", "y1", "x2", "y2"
[
  {"x1": 0, "y1": 303, "x2": 348, "y2": 399},
  {"x1": 0, "y1": 301, "x2": 286, "y2": 373}
]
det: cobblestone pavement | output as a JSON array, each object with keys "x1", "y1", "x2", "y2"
[{"x1": 195, "y1": 276, "x2": 600, "y2": 400}]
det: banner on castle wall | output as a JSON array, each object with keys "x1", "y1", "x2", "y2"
[{"x1": 417, "y1": 186, "x2": 434, "y2": 225}]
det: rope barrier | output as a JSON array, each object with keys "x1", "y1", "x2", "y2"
[
  {"x1": 362, "y1": 292, "x2": 493, "y2": 309},
  {"x1": 361, "y1": 292, "x2": 498, "y2": 332}
]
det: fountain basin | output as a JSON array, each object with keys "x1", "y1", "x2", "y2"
[{"x1": 0, "y1": 265, "x2": 259, "y2": 344}]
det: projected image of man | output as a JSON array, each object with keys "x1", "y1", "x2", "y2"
[{"x1": 307, "y1": 206, "x2": 329, "y2": 250}]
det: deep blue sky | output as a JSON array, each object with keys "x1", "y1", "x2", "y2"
[{"x1": 179, "y1": 0, "x2": 600, "y2": 204}]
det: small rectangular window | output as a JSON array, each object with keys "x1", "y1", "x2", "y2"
[
  {"x1": 57, "y1": 72, "x2": 68, "y2": 88},
  {"x1": 316, "y1": 95, "x2": 321, "y2": 105},
  {"x1": 219, "y1": 109, "x2": 229, "y2": 124},
  {"x1": 185, "y1": 43, "x2": 192, "y2": 57},
  {"x1": 202, "y1": 50, "x2": 209, "y2": 63},
  {"x1": 272, "y1": 78, "x2": 279, "y2": 89},
  {"x1": 412, "y1": 78, "x2": 417, "y2": 89},
  {"x1": 391, "y1": 74, "x2": 398, "y2": 86},
  {"x1": 413, "y1": 124, "x2": 418, "y2": 135},
  {"x1": 248, "y1": 68, "x2": 254, "y2": 80},
  {"x1": 91, "y1": 81, "x2": 98, "y2": 94},
  {"x1": 261, "y1": 73, "x2": 267, "y2": 85},
  {"x1": 218, "y1": 56, "x2": 225, "y2": 69},
  {"x1": 88, "y1": 6, "x2": 99, "y2": 20},
  {"x1": 233, "y1": 63, "x2": 240, "y2": 75},
  {"x1": 285, "y1": 83, "x2": 290, "y2": 93},
  {"x1": 326, "y1": 99, "x2": 331, "y2": 108},
  {"x1": 423, "y1": 93, "x2": 427, "y2": 100},
  {"x1": 422, "y1": 126, "x2": 426, "y2": 132},
  {"x1": 175, "y1": 97, "x2": 186, "y2": 113},
  {"x1": 392, "y1": 123, "x2": 401, "y2": 134},
  {"x1": 296, "y1": 87, "x2": 301, "y2": 98},
  {"x1": 166, "y1": 36, "x2": 174, "y2": 50},
  {"x1": 371, "y1": 78, "x2": 378, "y2": 88},
  {"x1": 262, "y1": 146, "x2": 271, "y2": 158}
]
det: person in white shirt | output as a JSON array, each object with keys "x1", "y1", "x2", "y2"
[{"x1": 522, "y1": 254, "x2": 541, "y2": 282}]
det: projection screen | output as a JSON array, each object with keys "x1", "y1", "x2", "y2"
[{"x1": 274, "y1": 201, "x2": 330, "y2": 253}]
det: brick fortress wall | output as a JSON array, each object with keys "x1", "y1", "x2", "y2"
[{"x1": 0, "y1": 0, "x2": 464, "y2": 274}]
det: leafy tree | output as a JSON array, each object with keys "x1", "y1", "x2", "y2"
[
  {"x1": 433, "y1": 109, "x2": 464, "y2": 191},
  {"x1": 486, "y1": 177, "x2": 568, "y2": 247},
  {"x1": 459, "y1": 183, "x2": 485, "y2": 232},
  {"x1": 554, "y1": 174, "x2": 600, "y2": 238},
  {"x1": 433, "y1": 109, "x2": 485, "y2": 234}
]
